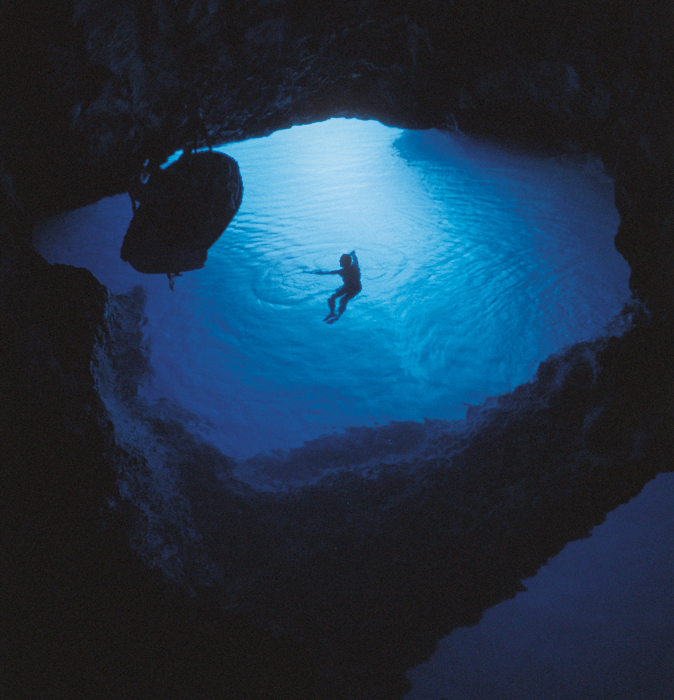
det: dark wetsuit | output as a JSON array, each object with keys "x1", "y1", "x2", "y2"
[
  {"x1": 335, "y1": 261, "x2": 362, "y2": 298},
  {"x1": 326, "y1": 252, "x2": 361, "y2": 321}
]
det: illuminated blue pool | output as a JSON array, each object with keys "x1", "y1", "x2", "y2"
[{"x1": 34, "y1": 118, "x2": 630, "y2": 466}]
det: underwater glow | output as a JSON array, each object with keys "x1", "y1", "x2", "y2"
[{"x1": 34, "y1": 118, "x2": 630, "y2": 469}]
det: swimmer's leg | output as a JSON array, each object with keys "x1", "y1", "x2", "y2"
[
  {"x1": 329, "y1": 290, "x2": 358, "y2": 322},
  {"x1": 338, "y1": 290, "x2": 358, "y2": 314},
  {"x1": 324, "y1": 289, "x2": 343, "y2": 321}
]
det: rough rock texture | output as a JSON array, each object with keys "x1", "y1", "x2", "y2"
[
  {"x1": 122, "y1": 149, "x2": 243, "y2": 273},
  {"x1": 2, "y1": 1, "x2": 674, "y2": 699},
  {"x1": 3, "y1": 0, "x2": 674, "y2": 304}
]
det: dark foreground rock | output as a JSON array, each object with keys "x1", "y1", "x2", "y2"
[{"x1": 121, "y1": 150, "x2": 243, "y2": 275}]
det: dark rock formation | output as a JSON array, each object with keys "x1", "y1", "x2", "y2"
[
  {"x1": 2, "y1": 1, "x2": 674, "y2": 699},
  {"x1": 121, "y1": 150, "x2": 243, "y2": 276}
]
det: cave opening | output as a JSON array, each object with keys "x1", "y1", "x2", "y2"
[
  {"x1": 34, "y1": 117, "x2": 631, "y2": 488},
  {"x1": 7, "y1": 1, "x2": 674, "y2": 697}
]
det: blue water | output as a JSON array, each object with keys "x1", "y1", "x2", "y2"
[
  {"x1": 34, "y1": 118, "x2": 630, "y2": 466},
  {"x1": 405, "y1": 471, "x2": 674, "y2": 700}
]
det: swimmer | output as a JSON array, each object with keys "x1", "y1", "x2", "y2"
[{"x1": 314, "y1": 250, "x2": 362, "y2": 323}]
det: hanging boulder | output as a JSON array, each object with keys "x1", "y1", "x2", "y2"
[{"x1": 121, "y1": 150, "x2": 243, "y2": 277}]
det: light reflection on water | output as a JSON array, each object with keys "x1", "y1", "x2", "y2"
[{"x1": 34, "y1": 118, "x2": 630, "y2": 460}]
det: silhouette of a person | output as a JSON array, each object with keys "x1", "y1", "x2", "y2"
[{"x1": 315, "y1": 251, "x2": 361, "y2": 323}]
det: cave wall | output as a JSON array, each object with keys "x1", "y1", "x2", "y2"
[{"x1": 3, "y1": 2, "x2": 674, "y2": 699}]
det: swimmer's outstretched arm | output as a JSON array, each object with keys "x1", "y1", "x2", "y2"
[
  {"x1": 350, "y1": 250, "x2": 358, "y2": 266},
  {"x1": 313, "y1": 269, "x2": 340, "y2": 275}
]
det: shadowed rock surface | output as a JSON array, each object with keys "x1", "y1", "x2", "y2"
[
  {"x1": 121, "y1": 150, "x2": 243, "y2": 275},
  {"x1": 2, "y1": 1, "x2": 674, "y2": 699}
]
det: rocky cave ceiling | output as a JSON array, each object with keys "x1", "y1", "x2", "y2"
[{"x1": 1, "y1": 0, "x2": 673, "y2": 305}]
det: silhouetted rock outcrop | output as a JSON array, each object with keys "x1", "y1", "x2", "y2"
[{"x1": 121, "y1": 150, "x2": 243, "y2": 275}]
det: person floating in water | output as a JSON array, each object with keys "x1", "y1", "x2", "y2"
[{"x1": 315, "y1": 250, "x2": 362, "y2": 323}]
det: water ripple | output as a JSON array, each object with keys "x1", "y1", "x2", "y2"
[{"x1": 33, "y1": 119, "x2": 630, "y2": 463}]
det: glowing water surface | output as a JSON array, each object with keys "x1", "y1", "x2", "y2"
[{"x1": 34, "y1": 118, "x2": 630, "y2": 463}]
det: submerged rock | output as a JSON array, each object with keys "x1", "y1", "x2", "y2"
[{"x1": 120, "y1": 150, "x2": 243, "y2": 276}]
